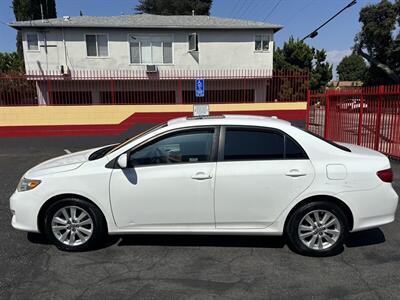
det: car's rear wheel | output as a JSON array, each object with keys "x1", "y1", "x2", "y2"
[
  {"x1": 43, "y1": 198, "x2": 107, "y2": 251},
  {"x1": 285, "y1": 201, "x2": 348, "y2": 256}
]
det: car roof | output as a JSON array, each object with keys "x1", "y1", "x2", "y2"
[{"x1": 167, "y1": 114, "x2": 291, "y2": 128}]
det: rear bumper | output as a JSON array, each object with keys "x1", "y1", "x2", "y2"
[{"x1": 338, "y1": 183, "x2": 398, "y2": 232}]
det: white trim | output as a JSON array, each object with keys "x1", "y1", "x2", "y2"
[
  {"x1": 26, "y1": 32, "x2": 40, "y2": 52},
  {"x1": 84, "y1": 33, "x2": 110, "y2": 58}
]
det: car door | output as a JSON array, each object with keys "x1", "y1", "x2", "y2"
[
  {"x1": 110, "y1": 127, "x2": 218, "y2": 229},
  {"x1": 215, "y1": 126, "x2": 314, "y2": 229}
]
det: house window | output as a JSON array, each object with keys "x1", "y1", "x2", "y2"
[
  {"x1": 86, "y1": 34, "x2": 109, "y2": 57},
  {"x1": 129, "y1": 35, "x2": 173, "y2": 64},
  {"x1": 188, "y1": 33, "x2": 198, "y2": 51},
  {"x1": 27, "y1": 33, "x2": 39, "y2": 51},
  {"x1": 255, "y1": 34, "x2": 271, "y2": 52}
]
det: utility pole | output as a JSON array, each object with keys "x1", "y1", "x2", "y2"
[{"x1": 301, "y1": 0, "x2": 357, "y2": 41}]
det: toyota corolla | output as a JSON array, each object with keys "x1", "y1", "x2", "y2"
[{"x1": 10, "y1": 115, "x2": 398, "y2": 256}]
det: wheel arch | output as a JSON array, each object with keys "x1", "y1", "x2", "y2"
[
  {"x1": 283, "y1": 195, "x2": 354, "y2": 232},
  {"x1": 37, "y1": 193, "x2": 108, "y2": 234}
]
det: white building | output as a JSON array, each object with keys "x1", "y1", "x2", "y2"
[{"x1": 10, "y1": 14, "x2": 283, "y2": 104}]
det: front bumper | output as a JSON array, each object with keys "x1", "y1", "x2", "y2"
[{"x1": 9, "y1": 190, "x2": 41, "y2": 233}]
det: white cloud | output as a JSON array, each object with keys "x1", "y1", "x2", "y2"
[{"x1": 326, "y1": 49, "x2": 352, "y2": 79}]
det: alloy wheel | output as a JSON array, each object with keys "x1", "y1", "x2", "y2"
[
  {"x1": 297, "y1": 210, "x2": 341, "y2": 251},
  {"x1": 51, "y1": 206, "x2": 94, "y2": 246}
]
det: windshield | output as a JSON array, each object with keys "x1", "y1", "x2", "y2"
[{"x1": 106, "y1": 123, "x2": 167, "y2": 155}]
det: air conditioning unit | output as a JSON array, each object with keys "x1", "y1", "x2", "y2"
[{"x1": 146, "y1": 65, "x2": 158, "y2": 73}]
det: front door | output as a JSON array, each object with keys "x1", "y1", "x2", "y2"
[
  {"x1": 215, "y1": 127, "x2": 314, "y2": 229},
  {"x1": 110, "y1": 127, "x2": 217, "y2": 229}
]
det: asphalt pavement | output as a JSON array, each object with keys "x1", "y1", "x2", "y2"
[{"x1": 0, "y1": 135, "x2": 399, "y2": 299}]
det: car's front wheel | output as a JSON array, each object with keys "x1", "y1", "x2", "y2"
[
  {"x1": 43, "y1": 198, "x2": 107, "y2": 251},
  {"x1": 285, "y1": 201, "x2": 348, "y2": 256}
]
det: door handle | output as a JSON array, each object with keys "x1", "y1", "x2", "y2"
[
  {"x1": 285, "y1": 169, "x2": 307, "y2": 178},
  {"x1": 192, "y1": 172, "x2": 213, "y2": 180}
]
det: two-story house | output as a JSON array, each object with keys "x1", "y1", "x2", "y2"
[{"x1": 10, "y1": 14, "x2": 283, "y2": 104}]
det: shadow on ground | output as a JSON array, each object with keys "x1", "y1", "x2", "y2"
[{"x1": 27, "y1": 227, "x2": 385, "y2": 251}]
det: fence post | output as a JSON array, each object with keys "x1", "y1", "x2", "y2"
[
  {"x1": 374, "y1": 85, "x2": 384, "y2": 151},
  {"x1": 324, "y1": 90, "x2": 330, "y2": 139},
  {"x1": 357, "y1": 90, "x2": 364, "y2": 145},
  {"x1": 176, "y1": 79, "x2": 182, "y2": 104},
  {"x1": 111, "y1": 80, "x2": 116, "y2": 105},
  {"x1": 306, "y1": 88, "x2": 311, "y2": 130},
  {"x1": 47, "y1": 77, "x2": 52, "y2": 105}
]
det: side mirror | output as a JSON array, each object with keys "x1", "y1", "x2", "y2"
[{"x1": 117, "y1": 153, "x2": 128, "y2": 169}]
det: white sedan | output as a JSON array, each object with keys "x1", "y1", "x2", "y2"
[{"x1": 10, "y1": 115, "x2": 398, "y2": 256}]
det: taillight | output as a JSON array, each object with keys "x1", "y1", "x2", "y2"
[{"x1": 377, "y1": 168, "x2": 393, "y2": 183}]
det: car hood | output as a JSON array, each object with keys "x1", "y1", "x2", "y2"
[{"x1": 24, "y1": 146, "x2": 103, "y2": 178}]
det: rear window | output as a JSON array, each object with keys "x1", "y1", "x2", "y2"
[{"x1": 304, "y1": 130, "x2": 351, "y2": 152}]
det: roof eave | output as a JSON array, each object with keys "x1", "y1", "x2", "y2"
[{"x1": 9, "y1": 23, "x2": 284, "y2": 31}]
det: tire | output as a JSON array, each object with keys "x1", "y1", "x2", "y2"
[
  {"x1": 43, "y1": 198, "x2": 107, "y2": 251},
  {"x1": 285, "y1": 201, "x2": 348, "y2": 257}
]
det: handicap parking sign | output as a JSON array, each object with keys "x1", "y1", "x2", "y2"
[{"x1": 195, "y1": 79, "x2": 205, "y2": 97}]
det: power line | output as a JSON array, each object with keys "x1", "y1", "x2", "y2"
[
  {"x1": 282, "y1": 0, "x2": 314, "y2": 25},
  {"x1": 234, "y1": 0, "x2": 249, "y2": 18},
  {"x1": 263, "y1": 0, "x2": 284, "y2": 22},
  {"x1": 229, "y1": 0, "x2": 244, "y2": 17},
  {"x1": 301, "y1": 0, "x2": 357, "y2": 41},
  {"x1": 239, "y1": 0, "x2": 256, "y2": 19},
  {"x1": 0, "y1": 19, "x2": 10, "y2": 27}
]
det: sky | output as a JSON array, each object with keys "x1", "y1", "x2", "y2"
[{"x1": 0, "y1": 0, "x2": 381, "y2": 74}]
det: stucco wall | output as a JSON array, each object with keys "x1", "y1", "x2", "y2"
[{"x1": 22, "y1": 28, "x2": 274, "y2": 73}]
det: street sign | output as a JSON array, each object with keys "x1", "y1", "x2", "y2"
[{"x1": 195, "y1": 79, "x2": 205, "y2": 97}]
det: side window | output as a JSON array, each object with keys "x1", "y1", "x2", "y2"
[
  {"x1": 27, "y1": 33, "x2": 39, "y2": 51},
  {"x1": 285, "y1": 135, "x2": 307, "y2": 159},
  {"x1": 224, "y1": 128, "x2": 284, "y2": 160},
  {"x1": 130, "y1": 129, "x2": 214, "y2": 166}
]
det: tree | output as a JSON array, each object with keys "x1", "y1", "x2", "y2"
[
  {"x1": 12, "y1": 0, "x2": 57, "y2": 56},
  {"x1": 0, "y1": 52, "x2": 24, "y2": 74},
  {"x1": 337, "y1": 53, "x2": 367, "y2": 81},
  {"x1": 274, "y1": 37, "x2": 333, "y2": 90},
  {"x1": 354, "y1": 0, "x2": 400, "y2": 84},
  {"x1": 136, "y1": 0, "x2": 213, "y2": 15}
]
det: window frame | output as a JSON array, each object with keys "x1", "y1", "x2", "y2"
[
  {"x1": 121, "y1": 126, "x2": 220, "y2": 168},
  {"x1": 254, "y1": 34, "x2": 272, "y2": 53},
  {"x1": 85, "y1": 33, "x2": 110, "y2": 58},
  {"x1": 218, "y1": 126, "x2": 308, "y2": 162},
  {"x1": 26, "y1": 32, "x2": 40, "y2": 52},
  {"x1": 188, "y1": 33, "x2": 199, "y2": 52},
  {"x1": 128, "y1": 34, "x2": 174, "y2": 65}
]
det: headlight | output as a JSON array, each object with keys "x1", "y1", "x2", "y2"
[{"x1": 17, "y1": 178, "x2": 41, "y2": 192}]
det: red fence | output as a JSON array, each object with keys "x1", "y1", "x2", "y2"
[
  {"x1": 0, "y1": 69, "x2": 309, "y2": 106},
  {"x1": 308, "y1": 85, "x2": 400, "y2": 159}
]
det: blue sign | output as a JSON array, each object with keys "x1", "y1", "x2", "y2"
[{"x1": 195, "y1": 79, "x2": 205, "y2": 97}]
